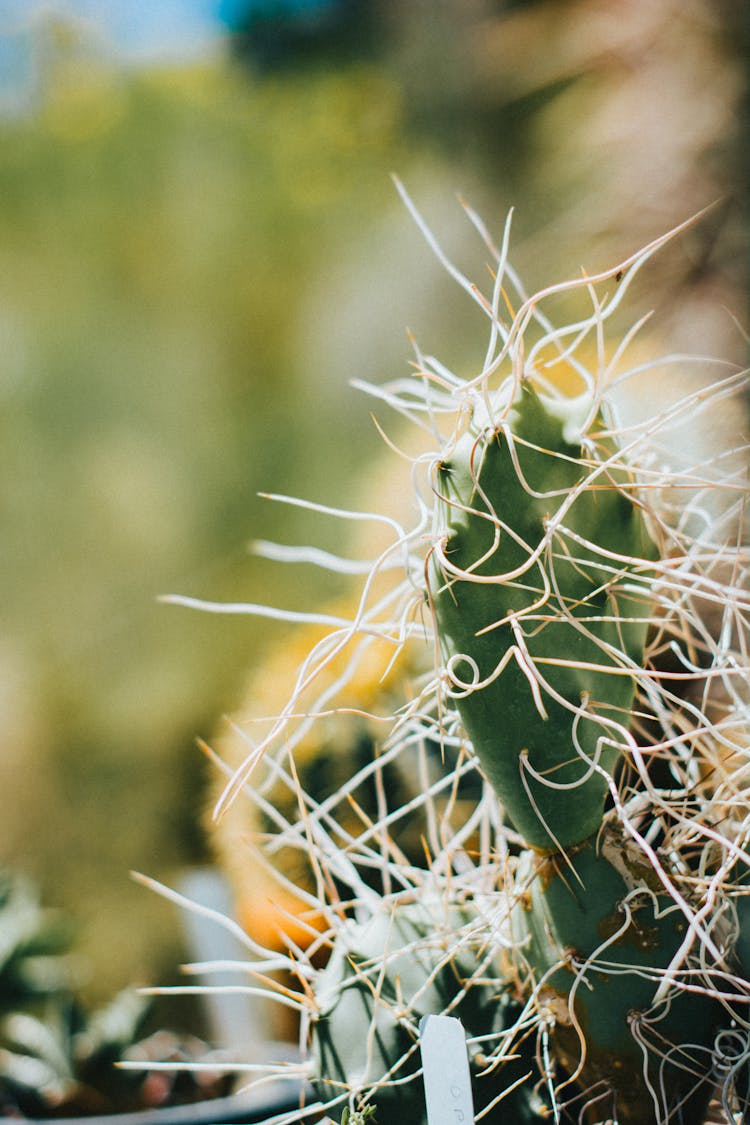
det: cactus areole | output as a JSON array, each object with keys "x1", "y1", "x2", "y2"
[{"x1": 430, "y1": 384, "x2": 658, "y2": 851}]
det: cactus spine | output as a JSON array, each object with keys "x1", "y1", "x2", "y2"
[
  {"x1": 429, "y1": 384, "x2": 731, "y2": 1120},
  {"x1": 430, "y1": 384, "x2": 658, "y2": 851},
  {"x1": 311, "y1": 897, "x2": 548, "y2": 1123},
  {"x1": 512, "y1": 829, "x2": 723, "y2": 1123},
  {"x1": 170, "y1": 198, "x2": 749, "y2": 1125}
]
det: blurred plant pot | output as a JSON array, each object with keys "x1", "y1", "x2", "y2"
[{"x1": 0, "y1": 1081, "x2": 311, "y2": 1125}]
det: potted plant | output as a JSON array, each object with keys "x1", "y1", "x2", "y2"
[
  {"x1": 0, "y1": 869, "x2": 305, "y2": 1124},
  {"x1": 148, "y1": 189, "x2": 749, "y2": 1124}
]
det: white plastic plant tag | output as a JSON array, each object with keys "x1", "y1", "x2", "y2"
[{"x1": 419, "y1": 1014, "x2": 476, "y2": 1125}]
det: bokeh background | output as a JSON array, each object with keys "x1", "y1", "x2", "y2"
[{"x1": 0, "y1": 0, "x2": 747, "y2": 1020}]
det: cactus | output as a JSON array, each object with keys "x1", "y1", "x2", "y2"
[
  {"x1": 430, "y1": 384, "x2": 658, "y2": 851},
  {"x1": 512, "y1": 827, "x2": 724, "y2": 1123},
  {"x1": 428, "y1": 385, "x2": 725, "y2": 1120},
  {"x1": 310, "y1": 896, "x2": 548, "y2": 1124},
  {"x1": 165, "y1": 194, "x2": 749, "y2": 1125}
]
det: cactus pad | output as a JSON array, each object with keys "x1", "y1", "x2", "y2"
[{"x1": 430, "y1": 384, "x2": 658, "y2": 850}]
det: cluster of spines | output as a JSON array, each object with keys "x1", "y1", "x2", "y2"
[{"x1": 156, "y1": 194, "x2": 750, "y2": 1124}]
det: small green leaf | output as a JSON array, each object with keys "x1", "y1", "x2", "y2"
[{"x1": 341, "y1": 1105, "x2": 377, "y2": 1124}]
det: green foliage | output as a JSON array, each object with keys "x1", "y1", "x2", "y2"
[
  {"x1": 0, "y1": 871, "x2": 73, "y2": 1007},
  {"x1": 0, "y1": 869, "x2": 148, "y2": 1115},
  {"x1": 0, "y1": 870, "x2": 231, "y2": 1117},
  {"x1": 0, "y1": 989, "x2": 153, "y2": 1117},
  {"x1": 340, "y1": 1103, "x2": 378, "y2": 1125}
]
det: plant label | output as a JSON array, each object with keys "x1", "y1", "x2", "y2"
[{"x1": 419, "y1": 1014, "x2": 475, "y2": 1124}]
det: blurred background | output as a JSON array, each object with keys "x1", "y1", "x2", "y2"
[{"x1": 0, "y1": 0, "x2": 747, "y2": 1025}]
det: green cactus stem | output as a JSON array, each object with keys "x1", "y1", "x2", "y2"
[
  {"x1": 430, "y1": 383, "x2": 658, "y2": 851},
  {"x1": 725, "y1": 866, "x2": 750, "y2": 1115},
  {"x1": 511, "y1": 821, "x2": 724, "y2": 1124},
  {"x1": 311, "y1": 897, "x2": 548, "y2": 1124}
]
